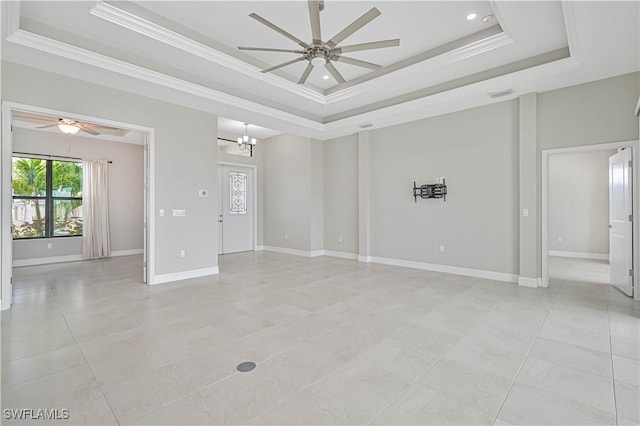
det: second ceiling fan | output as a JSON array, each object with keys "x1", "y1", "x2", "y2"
[{"x1": 238, "y1": 0, "x2": 399, "y2": 85}]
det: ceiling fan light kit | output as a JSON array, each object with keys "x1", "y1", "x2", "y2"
[
  {"x1": 238, "y1": 0, "x2": 400, "y2": 85},
  {"x1": 57, "y1": 119, "x2": 81, "y2": 135}
]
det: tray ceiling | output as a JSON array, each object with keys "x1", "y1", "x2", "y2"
[{"x1": 2, "y1": 1, "x2": 638, "y2": 139}]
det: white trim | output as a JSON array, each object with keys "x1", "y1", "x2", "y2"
[
  {"x1": 1, "y1": 103, "x2": 13, "y2": 310},
  {"x1": 255, "y1": 245, "x2": 264, "y2": 251},
  {"x1": 358, "y1": 255, "x2": 373, "y2": 263},
  {"x1": 90, "y1": 2, "x2": 327, "y2": 105},
  {"x1": 548, "y1": 250, "x2": 609, "y2": 261},
  {"x1": 11, "y1": 249, "x2": 143, "y2": 267},
  {"x1": 152, "y1": 266, "x2": 219, "y2": 285},
  {"x1": 518, "y1": 276, "x2": 541, "y2": 288},
  {"x1": 217, "y1": 162, "x2": 258, "y2": 253},
  {"x1": 541, "y1": 140, "x2": 639, "y2": 301},
  {"x1": 13, "y1": 255, "x2": 83, "y2": 268},
  {"x1": 262, "y1": 246, "x2": 315, "y2": 257},
  {"x1": 6, "y1": 30, "x2": 324, "y2": 133},
  {"x1": 322, "y1": 250, "x2": 359, "y2": 260},
  {"x1": 366, "y1": 256, "x2": 519, "y2": 284},
  {"x1": 111, "y1": 249, "x2": 144, "y2": 257}
]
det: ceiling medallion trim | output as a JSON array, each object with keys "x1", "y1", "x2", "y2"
[
  {"x1": 6, "y1": 29, "x2": 324, "y2": 131},
  {"x1": 90, "y1": 2, "x2": 329, "y2": 105}
]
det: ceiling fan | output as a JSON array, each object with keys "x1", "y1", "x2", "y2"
[
  {"x1": 238, "y1": 0, "x2": 400, "y2": 85},
  {"x1": 13, "y1": 112, "x2": 117, "y2": 136}
]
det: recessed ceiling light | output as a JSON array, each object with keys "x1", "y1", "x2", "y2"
[
  {"x1": 466, "y1": 13, "x2": 478, "y2": 21},
  {"x1": 323, "y1": 75, "x2": 330, "y2": 80},
  {"x1": 482, "y1": 14, "x2": 495, "y2": 24}
]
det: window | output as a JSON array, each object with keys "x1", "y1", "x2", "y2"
[
  {"x1": 229, "y1": 171, "x2": 247, "y2": 215},
  {"x1": 12, "y1": 156, "x2": 83, "y2": 239}
]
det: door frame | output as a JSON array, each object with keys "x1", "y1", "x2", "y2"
[
  {"x1": 217, "y1": 161, "x2": 258, "y2": 254},
  {"x1": 541, "y1": 139, "x2": 640, "y2": 300},
  {"x1": 1, "y1": 101, "x2": 156, "y2": 310}
]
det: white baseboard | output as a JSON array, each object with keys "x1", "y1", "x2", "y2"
[
  {"x1": 111, "y1": 249, "x2": 144, "y2": 257},
  {"x1": 263, "y1": 246, "x2": 358, "y2": 260},
  {"x1": 255, "y1": 245, "x2": 265, "y2": 251},
  {"x1": 13, "y1": 248, "x2": 144, "y2": 267},
  {"x1": 365, "y1": 255, "x2": 519, "y2": 284},
  {"x1": 518, "y1": 276, "x2": 542, "y2": 288},
  {"x1": 548, "y1": 250, "x2": 608, "y2": 261},
  {"x1": 323, "y1": 250, "x2": 359, "y2": 260},
  {"x1": 13, "y1": 254, "x2": 83, "y2": 267},
  {"x1": 151, "y1": 266, "x2": 219, "y2": 285}
]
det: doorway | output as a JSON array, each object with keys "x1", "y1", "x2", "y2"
[
  {"x1": 1, "y1": 102, "x2": 156, "y2": 311},
  {"x1": 541, "y1": 140, "x2": 640, "y2": 301},
  {"x1": 217, "y1": 163, "x2": 256, "y2": 254}
]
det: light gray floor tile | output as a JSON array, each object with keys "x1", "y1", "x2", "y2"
[
  {"x1": 614, "y1": 381, "x2": 640, "y2": 423},
  {"x1": 528, "y1": 337, "x2": 612, "y2": 379}
]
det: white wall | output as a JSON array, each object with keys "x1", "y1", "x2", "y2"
[
  {"x1": 369, "y1": 101, "x2": 519, "y2": 275},
  {"x1": 323, "y1": 135, "x2": 358, "y2": 254},
  {"x1": 2, "y1": 61, "x2": 219, "y2": 278},
  {"x1": 12, "y1": 128, "x2": 144, "y2": 261},
  {"x1": 548, "y1": 150, "x2": 616, "y2": 256}
]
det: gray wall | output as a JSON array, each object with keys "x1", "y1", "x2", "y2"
[
  {"x1": 218, "y1": 130, "x2": 264, "y2": 246},
  {"x1": 323, "y1": 135, "x2": 358, "y2": 254},
  {"x1": 3, "y1": 61, "x2": 219, "y2": 276},
  {"x1": 262, "y1": 133, "x2": 324, "y2": 252},
  {"x1": 548, "y1": 150, "x2": 615, "y2": 255},
  {"x1": 12, "y1": 128, "x2": 144, "y2": 260},
  {"x1": 369, "y1": 101, "x2": 519, "y2": 274}
]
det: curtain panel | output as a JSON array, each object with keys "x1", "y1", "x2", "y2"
[{"x1": 81, "y1": 160, "x2": 111, "y2": 259}]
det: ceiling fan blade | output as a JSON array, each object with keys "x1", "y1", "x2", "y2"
[
  {"x1": 79, "y1": 126, "x2": 100, "y2": 136},
  {"x1": 326, "y1": 7, "x2": 381, "y2": 48},
  {"x1": 298, "y1": 62, "x2": 314, "y2": 84},
  {"x1": 333, "y1": 39, "x2": 400, "y2": 54},
  {"x1": 334, "y1": 56, "x2": 381, "y2": 70},
  {"x1": 308, "y1": 0, "x2": 322, "y2": 45},
  {"x1": 249, "y1": 13, "x2": 309, "y2": 48},
  {"x1": 261, "y1": 57, "x2": 306, "y2": 73},
  {"x1": 239, "y1": 46, "x2": 305, "y2": 54},
  {"x1": 36, "y1": 124, "x2": 59, "y2": 129},
  {"x1": 324, "y1": 61, "x2": 345, "y2": 84}
]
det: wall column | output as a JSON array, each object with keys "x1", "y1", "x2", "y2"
[
  {"x1": 357, "y1": 131, "x2": 371, "y2": 261},
  {"x1": 518, "y1": 93, "x2": 540, "y2": 286}
]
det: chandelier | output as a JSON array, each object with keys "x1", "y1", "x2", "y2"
[{"x1": 237, "y1": 123, "x2": 257, "y2": 157}]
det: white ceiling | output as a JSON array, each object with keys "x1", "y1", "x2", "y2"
[{"x1": 2, "y1": 1, "x2": 638, "y2": 140}]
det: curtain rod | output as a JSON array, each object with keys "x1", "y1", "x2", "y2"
[{"x1": 13, "y1": 152, "x2": 112, "y2": 163}]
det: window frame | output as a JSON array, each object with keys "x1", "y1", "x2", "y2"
[{"x1": 12, "y1": 156, "x2": 83, "y2": 240}]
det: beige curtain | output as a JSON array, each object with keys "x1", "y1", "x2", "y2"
[{"x1": 81, "y1": 160, "x2": 111, "y2": 259}]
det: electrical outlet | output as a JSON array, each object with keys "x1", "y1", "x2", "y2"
[
  {"x1": 180, "y1": 250, "x2": 185, "y2": 258},
  {"x1": 439, "y1": 245, "x2": 445, "y2": 253},
  {"x1": 284, "y1": 234, "x2": 288, "y2": 240},
  {"x1": 558, "y1": 236, "x2": 563, "y2": 243},
  {"x1": 47, "y1": 243, "x2": 52, "y2": 249},
  {"x1": 522, "y1": 208, "x2": 529, "y2": 217},
  {"x1": 159, "y1": 209, "x2": 164, "y2": 217},
  {"x1": 338, "y1": 236, "x2": 343, "y2": 243}
]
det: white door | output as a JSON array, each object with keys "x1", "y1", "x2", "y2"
[
  {"x1": 609, "y1": 148, "x2": 633, "y2": 297},
  {"x1": 219, "y1": 165, "x2": 254, "y2": 254}
]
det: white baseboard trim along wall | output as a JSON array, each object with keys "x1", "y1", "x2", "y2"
[
  {"x1": 12, "y1": 248, "x2": 144, "y2": 267},
  {"x1": 548, "y1": 250, "x2": 609, "y2": 261},
  {"x1": 151, "y1": 266, "x2": 219, "y2": 285},
  {"x1": 262, "y1": 246, "x2": 519, "y2": 284}
]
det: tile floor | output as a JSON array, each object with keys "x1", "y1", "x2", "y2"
[{"x1": 1, "y1": 253, "x2": 638, "y2": 425}]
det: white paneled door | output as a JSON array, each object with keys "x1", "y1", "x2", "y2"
[
  {"x1": 218, "y1": 164, "x2": 254, "y2": 254},
  {"x1": 609, "y1": 148, "x2": 634, "y2": 297}
]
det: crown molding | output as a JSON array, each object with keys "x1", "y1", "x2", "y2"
[
  {"x1": 6, "y1": 29, "x2": 324, "y2": 132},
  {"x1": 2, "y1": 0, "x2": 20, "y2": 37},
  {"x1": 90, "y1": 1, "x2": 329, "y2": 105},
  {"x1": 561, "y1": 1, "x2": 580, "y2": 61}
]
